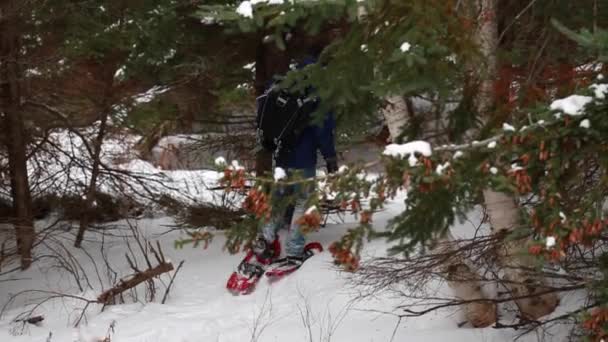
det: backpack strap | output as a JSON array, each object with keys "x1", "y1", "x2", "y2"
[{"x1": 273, "y1": 104, "x2": 304, "y2": 161}]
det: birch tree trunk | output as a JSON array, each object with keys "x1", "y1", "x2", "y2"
[
  {"x1": 483, "y1": 191, "x2": 559, "y2": 319},
  {"x1": 473, "y1": 0, "x2": 499, "y2": 118},
  {"x1": 382, "y1": 96, "x2": 497, "y2": 327},
  {"x1": 473, "y1": 0, "x2": 558, "y2": 320},
  {"x1": 436, "y1": 232, "x2": 497, "y2": 327},
  {"x1": 381, "y1": 96, "x2": 409, "y2": 143},
  {"x1": 0, "y1": 2, "x2": 35, "y2": 270}
]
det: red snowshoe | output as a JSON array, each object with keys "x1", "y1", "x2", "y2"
[
  {"x1": 265, "y1": 242, "x2": 323, "y2": 279},
  {"x1": 226, "y1": 238, "x2": 280, "y2": 295}
]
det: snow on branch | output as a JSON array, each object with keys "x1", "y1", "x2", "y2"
[
  {"x1": 383, "y1": 141, "x2": 432, "y2": 166},
  {"x1": 549, "y1": 95, "x2": 593, "y2": 116}
]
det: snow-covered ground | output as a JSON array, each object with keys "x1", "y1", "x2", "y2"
[
  {"x1": 0, "y1": 191, "x2": 579, "y2": 341},
  {"x1": 0, "y1": 127, "x2": 585, "y2": 341}
]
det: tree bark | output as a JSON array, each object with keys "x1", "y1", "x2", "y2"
[
  {"x1": 381, "y1": 93, "x2": 496, "y2": 327},
  {"x1": 380, "y1": 96, "x2": 410, "y2": 143},
  {"x1": 483, "y1": 190, "x2": 559, "y2": 319},
  {"x1": 0, "y1": 3, "x2": 35, "y2": 270},
  {"x1": 74, "y1": 61, "x2": 117, "y2": 247},
  {"x1": 471, "y1": 0, "x2": 558, "y2": 320},
  {"x1": 473, "y1": 0, "x2": 499, "y2": 117},
  {"x1": 437, "y1": 232, "x2": 497, "y2": 327}
]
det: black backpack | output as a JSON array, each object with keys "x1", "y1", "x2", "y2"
[{"x1": 255, "y1": 83, "x2": 318, "y2": 160}]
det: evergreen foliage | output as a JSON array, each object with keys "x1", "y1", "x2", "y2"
[
  {"x1": 3, "y1": 0, "x2": 608, "y2": 337},
  {"x1": 189, "y1": 0, "x2": 608, "y2": 337}
]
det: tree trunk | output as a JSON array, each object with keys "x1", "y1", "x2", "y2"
[
  {"x1": 74, "y1": 112, "x2": 110, "y2": 248},
  {"x1": 382, "y1": 94, "x2": 496, "y2": 326},
  {"x1": 0, "y1": 4, "x2": 35, "y2": 269},
  {"x1": 437, "y1": 232, "x2": 497, "y2": 327},
  {"x1": 483, "y1": 190, "x2": 559, "y2": 319},
  {"x1": 473, "y1": 0, "x2": 499, "y2": 117},
  {"x1": 380, "y1": 96, "x2": 409, "y2": 143},
  {"x1": 471, "y1": 0, "x2": 558, "y2": 320},
  {"x1": 74, "y1": 62, "x2": 117, "y2": 248}
]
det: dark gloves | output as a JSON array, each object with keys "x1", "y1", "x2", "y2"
[{"x1": 326, "y1": 157, "x2": 338, "y2": 174}]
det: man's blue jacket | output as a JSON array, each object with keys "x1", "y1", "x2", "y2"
[
  {"x1": 274, "y1": 56, "x2": 337, "y2": 170},
  {"x1": 278, "y1": 110, "x2": 337, "y2": 170}
]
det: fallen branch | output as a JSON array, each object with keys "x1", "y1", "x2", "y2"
[
  {"x1": 97, "y1": 261, "x2": 174, "y2": 304},
  {"x1": 15, "y1": 315, "x2": 44, "y2": 325}
]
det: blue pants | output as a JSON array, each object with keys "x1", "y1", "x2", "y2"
[{"x1": 261, "y1": 168, "x2": 316, "y2": 257}]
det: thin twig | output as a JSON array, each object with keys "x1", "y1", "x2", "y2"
[{"x1": 162, "y1": 260, "x2": 185, "y2": 304}]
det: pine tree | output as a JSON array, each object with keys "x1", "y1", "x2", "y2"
[
  {"x1": 191, "y1": 0, "x2": 608, "y2": 336},
  {"x1": 0, "y1": 0, "x2": 261, "y2": 255},
  {"x1": 0, "y1": 0, "x2": 36, "y2": 269}
]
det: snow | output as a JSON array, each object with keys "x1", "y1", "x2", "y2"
[
  {"x1": 163, "y1": 49, "x2": 176, "y2": 62},
  {"x1": 133, "y1": 86, "x2": 170, "y2": 104},
  {"x1": 550, "y1": 95, "x2": 593, "y2": 116},
  {"x1": 200, "y1": 16, "x2": 215, "y2": 24},
  {"x1": 0, "y1": 128, "x2": 229, "y2": 209},
  {"x1": 383, "y1": 141, "x2": 432, "y2": 159},
  {"x1": 274, "y1": 167, "x2": 287, "y2": 181},
  {"x1": 400, "y1": 42, "x2": 411, "y2": 52},
  {"x1": 237, "y1": 0, "x2": 283, "y2": 17},
  {"x1": 487, "y1": 141, "x2": 497, "y2": 149},
  {"x1": 559, "y1": 211, "x2": 567, "y2": 223},
  {"x1": 489, "y1": 167, "x2": 498, "y2": 175},
  {"x1": 0, "y1": 202, "x2": 578, "y2": 342},
  {"x1": 590, "y1": 83, "x2": 608, "y2": 99},
  {"x1": 305, "y1": 205, "x2": 317, "y2": 214},
  {"x1": 384, "y1": 141, "x2": 431, "y2": 168},
  {"x1": 453, "y1": 151, "x2": 464, "y2": 159},
  {"x1": 546, "y1": 236, "x2": 557, "y2": 248},
  {"x1": 236, "y1": 1, "x2": 253, "y2": 18},
  {"x1": 25, "y1": 68, "x2": 42, "y2": 76},
  {"x1": 338, "y1": 165, "x2": 349, "y2": 174},
  {"x1": 435, "y1": 162, "x2": 450, "y2": 175},
  {"x1": 229, "y1": 160, "x2": 245, "y2": 171},
  {"x1": 360, "y1": 44, "x2": 368, "y2": 52},
  {"x1": 575, "y1": 62, "x2": 603, "y2": 73},
  {"x1": 114, "y1": 67, "x2": 125, "y2": 80},
  {"x1": 502, "y1": 123, "x2": 516, "y2": 132},
  {"x1": 580, "y1": 119, "x2": 591, "y2": 129},
  {"x1": 215, "y1": 156, "x2": 227, "y2": 167},
  {"x1": 510, "y1": 163, "x2": 524, "y2": 172},
  {"x1": 0, "y1": 129, "x2": 582, "y2": 342}
]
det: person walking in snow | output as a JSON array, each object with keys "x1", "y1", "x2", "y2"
[
  {"x1": 252, "y1": 50, "x2": 338, "y2": 269},
  {"x1": 228, "y1": 48, "x2": 338, "y2": 294}
]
